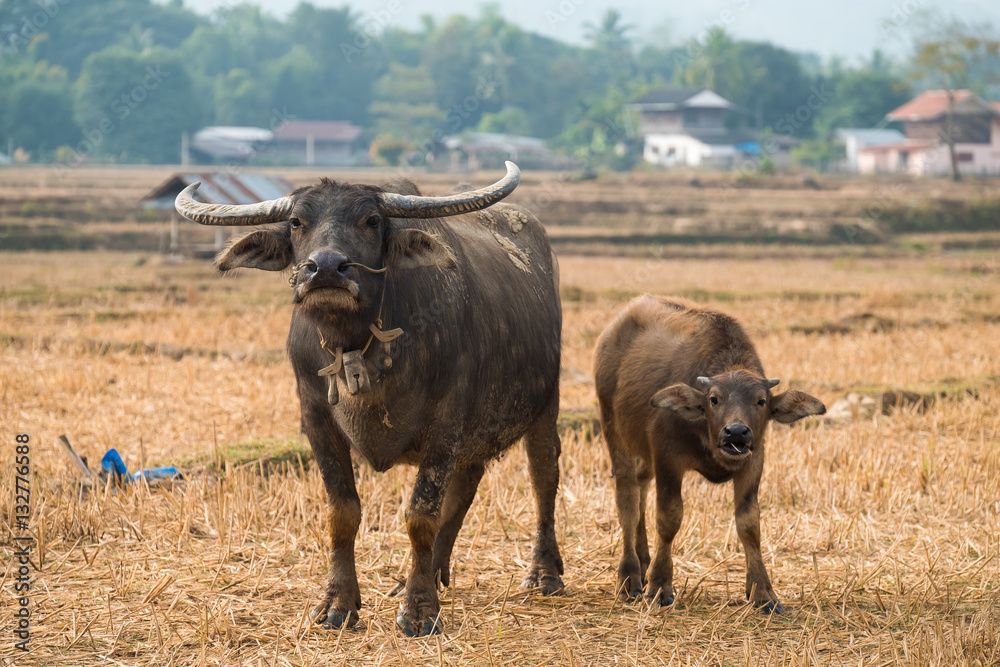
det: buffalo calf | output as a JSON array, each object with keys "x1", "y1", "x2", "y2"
[{"x1": 593, "y1": 295, "x2": 824, "y2": 613}]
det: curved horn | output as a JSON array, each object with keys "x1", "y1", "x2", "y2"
[
  {"x1": 174, "y1": 183, "x2": 294, "y2": 226},
  {"x1": 379, "y1": 161, "x2": 520, "y2": 219},
  {"x1": 695, "y1": 376, "x2": 711, "y2": 387},
  {"x1": 766, "y1": 378, "x2": 781, "y2": 388}
]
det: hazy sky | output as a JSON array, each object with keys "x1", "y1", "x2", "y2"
[{"x1": 197, "y1": 0, "x2": 999, "y2": 61}]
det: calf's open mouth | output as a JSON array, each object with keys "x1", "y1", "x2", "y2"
[{"x1": 720, "y1": 442, "x2": 752, "y2": 456}]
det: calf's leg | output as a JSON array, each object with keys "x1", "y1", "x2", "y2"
[
  {"x1": 521, "y1": 391, "x2": 565, "y2": 594},
  {"x1": 636, "y1": 458, "x2": 653, "y2": 581},
  {"x1": 733, "y1": 462, "x2": 783, "y2": 614},
  {"x1": 610, "y1": 447, "x2": 644, "y2": 599},
  {"x1": 646, "y1": 468, "x2": 682, "y2": 606}
]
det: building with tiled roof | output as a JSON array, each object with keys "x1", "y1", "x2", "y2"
[
  {"x1": 269, "y1": 121, "x2": 365, "y2": 166},
  {"x1": 858, "y1": 90, "x2": 1000, "y2": 176}
]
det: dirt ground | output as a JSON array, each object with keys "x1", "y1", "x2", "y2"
[{"x1": 1, "y1": 168, "x2": 999, "y2": 665}]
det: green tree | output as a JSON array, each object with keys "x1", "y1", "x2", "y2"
[
  {"x1": 551, "y1": 83, "x2": 646, "y2": 170},
  {"x1": 4, "y1": 0, "x2": 203, "y2": 77},
  {"x1": 74, "y1": 47, "x2": 204, "y2": 163},
  {"x1": 263, "y1": 45, "x2": 322, "y2": 123},
  {"x1": 583, "y1": 9, "x2": 635, "y2": 83},
  {"x1": 674, "y1": 30, "x2": 815, "y2": 135},
  {"x1": 284, "y1": 2, "x2": 380, "y2": 124},
  {"x1": 675, "y1": 28, "x2": 744, "y2": 95},
  {"x1": 477, "y1": 107, "x2": 531, "y2": 135},
  {"x1": 736, "y1": 41, "x2": 813, "y2": 132},
  {"x1": 0, "y1": 55, "x2": 78, "y2": 159},
  {"x1": 812, "y1": 66, "x2": 912, "y2": 138},
  {"x1": 3, "y1": 78, "x2": 78, "y2": 157},
  {"x1": 214, "y1": 69, "x2": 271, "y2": 127},
  {"x1": 368, "y1": 63, "x2": 444, "y2": 150}
]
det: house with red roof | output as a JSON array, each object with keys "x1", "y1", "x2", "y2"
[
  {"x1": 858, "y1": 90, "x2": 1000, "y2": 176},
  {"x1": 269, "y1": 120, "x2": 364, "y2": 166}
]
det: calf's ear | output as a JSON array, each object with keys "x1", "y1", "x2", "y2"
[
  {"x1": 216, "y1": 227, "x2": 293, "y2": 272},
  {"x1": 387, "y1": 228, "x2": 457, "y2": 270},
  {"x1": 771, "y1": 390, "x2": 826, "y2": 424},
  {"x1": 651, "y1": 383, "x2": 705, "y2": 421}
]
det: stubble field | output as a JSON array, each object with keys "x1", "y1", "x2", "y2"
[{"x1": 1, "y1": 168, "x2": 999, "y2": 666}]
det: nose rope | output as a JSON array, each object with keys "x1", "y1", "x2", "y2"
[
  {"x1": 343, "y1": 262, "x2": 388, "y2": 274},
  {"x1": 288, "y1": 260, "x2": 386, "y2": 286}
]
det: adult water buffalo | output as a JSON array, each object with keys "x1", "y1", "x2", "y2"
[
  {"x1": 593, "y1": 295, "x2": 825, "y2": 613},
  {"x1": 174, "y1": 163, "x2": 564, "y2": 636}
]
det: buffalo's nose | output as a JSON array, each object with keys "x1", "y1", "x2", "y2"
[
  {"x1": 723, "y1": 424, "x2": 751, "y2": 443},
  {"x1": 304, "y1": 251, "x2": 349, "y2": 278}
]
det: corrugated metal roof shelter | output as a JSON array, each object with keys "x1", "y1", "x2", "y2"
[
  {"x1": 142, "y1": 172, "x2": 292, "y2": 210},
  {"x1": 141, "y1": 172, "x2": 293, "y2": 255}
]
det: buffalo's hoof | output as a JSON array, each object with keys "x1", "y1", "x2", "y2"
[
  {"x1": 758, "y1": 600, "x2": 785, "y2": 615},
  {"x1": 311, "y1": 606, "x2": 359, "y2": 629},
  {"x1": 615, "y1": 574, "x2": 644, "y2": 601},
  {"x1": 521, "y1": 569, "x2": 565, "y2": 596},
  {"x1": 648, "y1": 592, "x2": 674, "y2": 607},
  {"x1": 396, "y1": 610, "x2": 442, "y2": 637}
]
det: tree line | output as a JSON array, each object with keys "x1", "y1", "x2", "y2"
[{"x1": 0, "y1": 0, "x2": 994, "y2": 168}]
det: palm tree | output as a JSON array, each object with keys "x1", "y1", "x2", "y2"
[
  {"x1": 584, "y1": 9, "x2": 635, "y2": 81},
  {"x1": 584, "y1": 9, "x2": 632, "y2": 53}
]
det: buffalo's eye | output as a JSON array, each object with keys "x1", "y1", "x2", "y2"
[
  {"x1": 365, "y1": 214, "x2": 382, "y2": 229},
  {"x1": 710, "y1": 395, "x2": 719, "y2": 406},
  {"x1": 289, "y1": 217, "x2": 302, "y2": 230},
  {"x1": 757, "y1": 399, "x2": 767, "y2": 407}
]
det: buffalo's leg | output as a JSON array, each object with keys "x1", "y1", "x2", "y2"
[
  {"x1": 646, "y1": 467, "x2": 682, "y2": 606},
  {"x1": 432, "y1": 462, "x2": 486, "y2": 587},
  {"x1": 301, "y1": 398, "x2": 362, "y2": 629},
  {"x1": 733, "y1": 461, "x2": 783, "y2": 614},
  {"x1": 396, "y1": 450, "x2": 454, "y2": 637},
  {"x1": 521, "y1": 391, "x2": 565, "y2": 594},
  {"x1": 609, "y1": 447, "x2": 643, "y2": 600},
  {"x1": 387, "y1": 462, "x2": 486, "y2": 597}
]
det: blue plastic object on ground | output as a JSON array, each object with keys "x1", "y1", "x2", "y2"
[{"x1": 101, "y1": 448, "x2": 182, "y2": 483}]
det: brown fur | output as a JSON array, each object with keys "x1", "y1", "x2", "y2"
[{"x1": 593, "y1": 295, "x2": 825, "y2": 613}]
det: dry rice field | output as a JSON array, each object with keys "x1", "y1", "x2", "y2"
[{"x1": 2, "y1": 197, "x2": 1000, "y2": 664}]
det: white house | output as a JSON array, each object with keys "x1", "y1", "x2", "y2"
[
  {"x1": 643, "y1": 129, "x2": 760, "y2": 168},
  {"x1": 626, "y1": 87, "x2": 757, "y2": 168}
]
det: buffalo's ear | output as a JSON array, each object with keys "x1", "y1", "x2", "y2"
[
  {"x1": 771, "y1": 390, "x2": 826, "y2": 424},
  {"x1": 651, "y1": 383, "x2": 705, "y2": 421},
  {"x1": 386, "y1": 228, "x2": 457, "y2": 270},
  {"x1": 216, "y1": 226, "x2": 293, "y2": 272}
]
